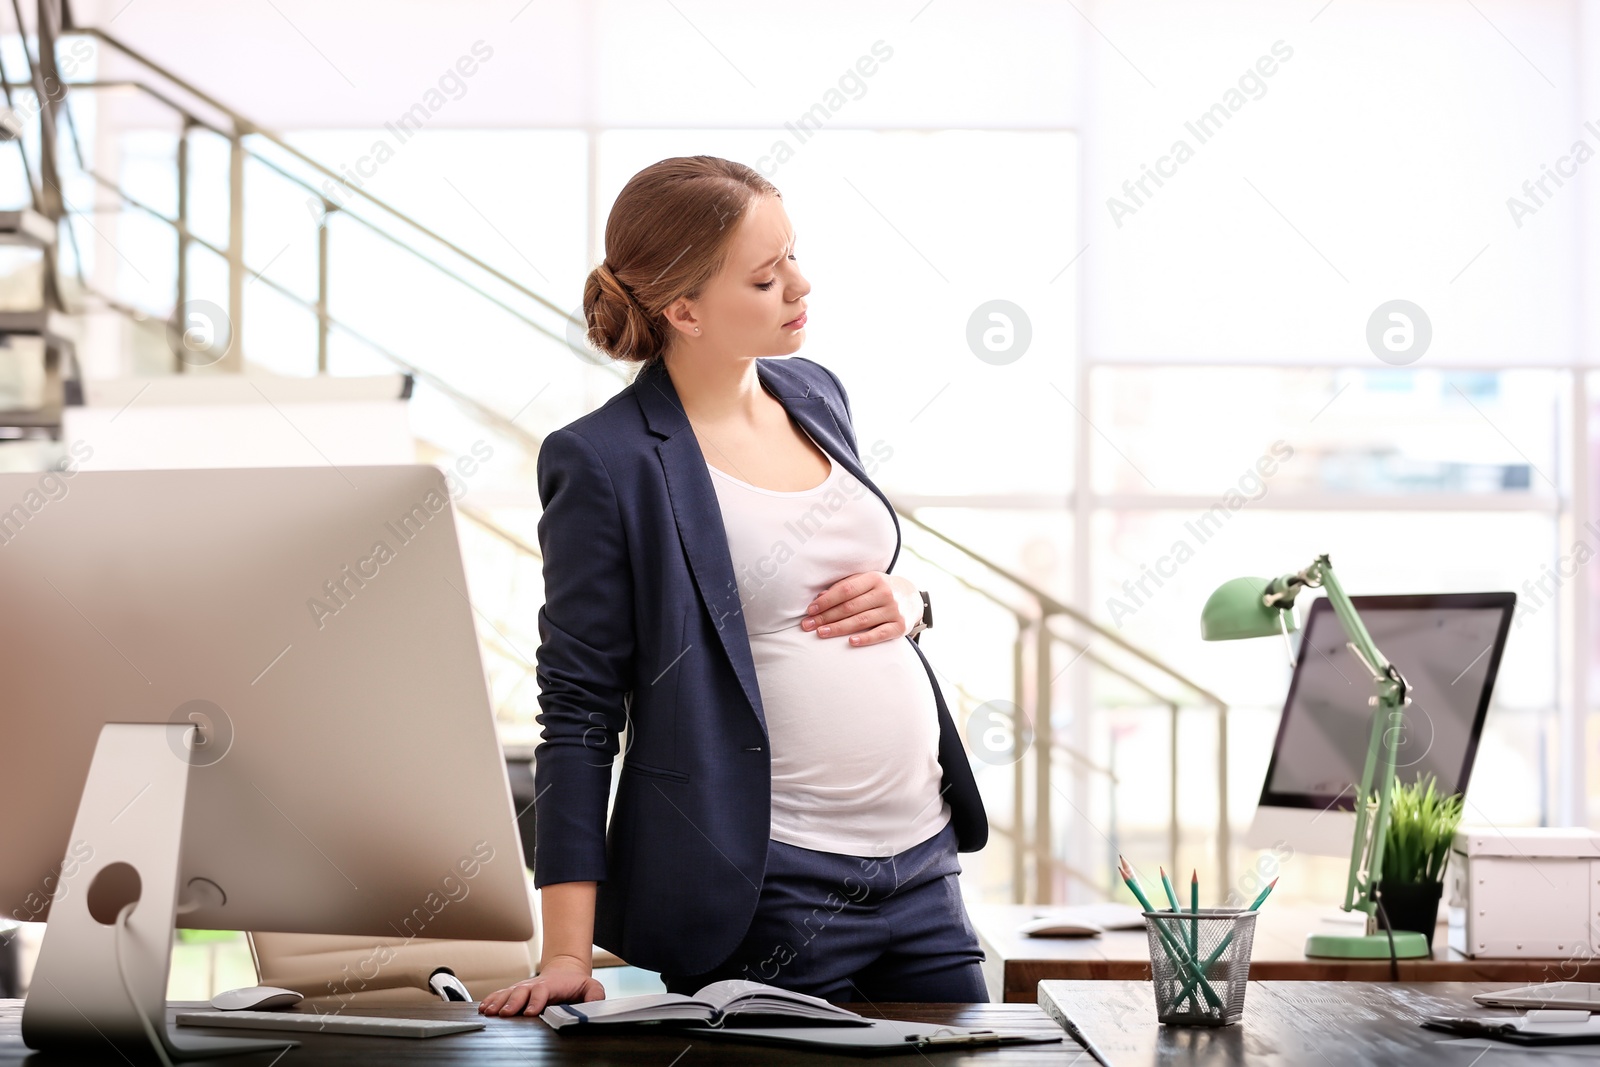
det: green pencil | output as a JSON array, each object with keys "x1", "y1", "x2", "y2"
[
  {"x1": 1159, "y1": 867, "x2": 1182, "y2": 913},
  {"x1": 1246, "y1": 878, "x2": 1278, "y2": 911},
  {"x1": 1174, "y1": 877, "x2": 1279, "y2": 1008},
  {"x1": 1159, "y1": 866, "x2": 1199, "y2": 1011},
  {"x1": 1189, "y1": 869, "x2": 1199, "y2": 959},
  {"x1": 1119, "y1": 856, "x2": 1222, "y2": 1012},
  {"x1": 1117, "y1": 854, "x2": 1159, "y2": 912}
]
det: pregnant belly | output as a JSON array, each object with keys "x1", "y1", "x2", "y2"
[{"x1": 749, "y1": 628, "x2": 946, "y2": 845}]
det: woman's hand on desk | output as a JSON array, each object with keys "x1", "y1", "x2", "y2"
[
  {"x1": 477, "y1": 955, "x2": 606, "y2": 1017},
  {"x1": 801, "y1": 572, "x2": 921, "y2": 647}
]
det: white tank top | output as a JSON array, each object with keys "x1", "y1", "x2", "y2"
[{"x1": 706, "y1": 423, "x2": 951, "y2": 856}]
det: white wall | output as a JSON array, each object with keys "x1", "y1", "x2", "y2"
[
  {"x1": 1078, "y1": 0, "x2": 1590, "y2": 367},
  {"x1": 67, "y1": 0, "x2": 1081, "y2": 129},
  {"x1": 63, "y1": 0, "x2": 1599, "y2": 369}
]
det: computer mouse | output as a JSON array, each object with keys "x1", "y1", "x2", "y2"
[
  {"x1": 209, "y1": 985, "x2": 305, "y2": 1011},
  {"x1": 1017, "y1": 916, "x2": 1104, "y2": 938}
]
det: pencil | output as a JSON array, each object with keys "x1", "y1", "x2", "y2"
[
  {"x1": 1246, "y1": 877, "x2": 1278, "y2": 911},
  {"x1": 1117, "y1": 855, "x2": 1158, "y2": 913},
  {"x1": 1159, "y1": 866, "x2": 1186, "y2": 993},
  {"x1": 1159, "y1": 867, "x2": 1182, "y2": 913},
  {"x1": 1175, "y1": 878, "x2": 1280, "y2": 1008},
  {"x1": 1189, "y1": 869, "x2": 1199, "y2": 959},
  {"x1": 1119, "y1": 856, "x2": 1222, "y2": 1012}
]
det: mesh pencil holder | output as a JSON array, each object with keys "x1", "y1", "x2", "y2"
[{"x1": 1142, "y1": 908, "x2": 1258, "y2": 1026}]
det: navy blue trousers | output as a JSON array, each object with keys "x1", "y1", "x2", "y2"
[{"x1": 659, "y1": 820, "x2": 989, "y2": 1003}]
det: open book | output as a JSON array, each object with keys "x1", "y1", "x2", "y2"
[{"x1": 541, "y1": 980, "x2": 871, "y2": 1030}]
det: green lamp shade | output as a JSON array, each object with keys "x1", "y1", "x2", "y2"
[{"x1": 1201, "y1": 577, "x2": 1300, "y2": 641}]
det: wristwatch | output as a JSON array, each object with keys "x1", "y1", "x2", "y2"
[{"x1": 909, "y1": 590, "x2": 933, "y2": 639}]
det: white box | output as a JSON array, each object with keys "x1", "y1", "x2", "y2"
[{"x1": 1447, "y1": 826, "x2": 1600, "y2": 958}]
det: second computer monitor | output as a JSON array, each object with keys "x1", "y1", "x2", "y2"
[{"x1": 1246, "y1": 591, "x2": 1515, "y2": 857}]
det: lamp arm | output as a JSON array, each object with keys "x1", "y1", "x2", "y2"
[
  {"x1": 1271, "y1": 555, "x2": 1409, "y2": 923},
  {"x1": 1311, "y1": 558, "x2": 1395, "y2": 684}
]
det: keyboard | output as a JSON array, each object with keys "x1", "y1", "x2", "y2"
[{"x1": 175, "y1": 1010, "x2": 486, "y2": 1039}]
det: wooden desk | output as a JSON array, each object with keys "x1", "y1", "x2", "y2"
[
  {"x1": 974, "y1": 903, "x2": 1596, "y2": 1002},
  {"x1": 0, "y1": 1000, "x2": 1066, "y2": 1065},
  {"x1": 1041, "y1": 980, "x2": 1600, "y2": 1066}
]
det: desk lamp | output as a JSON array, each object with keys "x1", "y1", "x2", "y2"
[{"x1": 1201, "y1": 554, "x2": 1429, "y2": 959}]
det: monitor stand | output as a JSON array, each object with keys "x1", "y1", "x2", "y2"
[{"x1": 22, "y1": 722, "x2": 296, "y2": 1059}]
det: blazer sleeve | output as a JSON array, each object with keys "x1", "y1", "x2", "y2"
[{"x1": 531, "y1": 427, "x2": 636, "y2": 887}]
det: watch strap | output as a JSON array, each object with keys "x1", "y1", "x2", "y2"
[{"x1": 909, "y1": 590, "x2": 932, "y2": 637}]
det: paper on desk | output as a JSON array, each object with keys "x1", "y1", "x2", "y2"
[
  {"x1": 1436, "y1": 1039, "x2": 1600, "y2": 1058},
  {"x1": 1507, "y1": 1016, "x2": 1600, "y2": 1038},
  {"x1": 1021, "y1": 903, "x2": 1147, "y2": 934}
]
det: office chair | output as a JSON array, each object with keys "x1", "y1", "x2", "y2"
[{"x1": 247, "y1": 870, "x2": 627, "y2": 1007}]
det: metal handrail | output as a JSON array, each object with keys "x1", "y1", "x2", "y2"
[
  {"x1": 63, "y1": 24, "x2": 578, "y2": 327},
  {"x1": 37, "y1": 76, "x2": 606, "y2": 384},
  {"x1": 896, "y1": 506, "x2": 1232, "y2": 902},
  {"x1": 943, "y1": 674, "x2": 1119, "y2": 785},
  {"x1": 1, "y1": 14, "x2": 619, "y2": 384},
  {"x1": 459, "y1": 504, "x2": 542, "y2": 560},
  {"x1": 897, "y1": 506, "x2": 1227, "y2": 708},
  {"x1": 75, "y1": 275, "x2": 545, "y2": 458}
]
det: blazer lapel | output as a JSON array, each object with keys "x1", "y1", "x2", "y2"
[{"x1": 634, "y1": 357, "x2": 901, "y2": 740}]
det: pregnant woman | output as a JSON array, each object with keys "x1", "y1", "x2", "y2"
[{"x1": 479, "y1": 156, "x2": 988, "y2": 1017}]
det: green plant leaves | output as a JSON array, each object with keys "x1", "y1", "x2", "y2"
[{"x1": 1380, "y1": 773, "x2": 1464, "y2": 886}]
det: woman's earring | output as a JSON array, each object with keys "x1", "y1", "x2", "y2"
[{"x1": 694, "y1": 327, "x2": 701, "y2": 334}]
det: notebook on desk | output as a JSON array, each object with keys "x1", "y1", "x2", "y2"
[
  {"x1": 541, "y1": 979, "x2": 871, "y2": 1030},
  {"x1": 1424, "y1": 1010, "x2": 1600, "y2": 1046}
]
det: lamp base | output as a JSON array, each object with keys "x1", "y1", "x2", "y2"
[{"x1": 1304, "y1": 930, "x2": 1430, "y2": 959}]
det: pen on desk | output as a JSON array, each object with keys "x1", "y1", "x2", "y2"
[{"x1": 911, "y1": 1029, "x2": 1000, "y2": 1047}]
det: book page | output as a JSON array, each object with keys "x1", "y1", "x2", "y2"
[
  {"x1": 695, "y1": 980, "x2": 774, "y2": 1011},
  {"x1": 697, "y1": 979, "x2": 860, "y2": 1017},
  {"x1": 554, "y1": 992, "x2": 706, "y2": 1021}
]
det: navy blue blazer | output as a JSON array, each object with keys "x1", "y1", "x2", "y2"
[{"x1": 530, "y1": 354, "x2": 988, "y2": 977}]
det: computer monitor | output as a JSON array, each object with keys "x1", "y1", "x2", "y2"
[
  {"x1": 1246, "y1": 592, "x2": 1515, "y2": 857},
  {"x1": 0, "y1": 466, "x2": 532, "y2": 1056}
]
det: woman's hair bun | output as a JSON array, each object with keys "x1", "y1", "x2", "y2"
[{"x1": 582, "y1": 260, "x2": 663, "y2": 364}]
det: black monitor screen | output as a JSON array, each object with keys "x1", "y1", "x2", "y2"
[{"x1": 1260, "y1": 592, "x2": 1514, "y2": 811}]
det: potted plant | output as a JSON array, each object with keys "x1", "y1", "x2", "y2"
[{"x1": 1376, "y1": 773, "x2": 1464, "y2": 950}]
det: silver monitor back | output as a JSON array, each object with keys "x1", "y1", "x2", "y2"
[{"x1": 0, "y1": 465, "x2": 532, "y2": 942}]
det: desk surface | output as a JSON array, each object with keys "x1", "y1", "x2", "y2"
[
  {"x1": 0, "y1": 1000, "x2": 1065, "y2": 1065},
  {"x1": 1042, "y1": 980, "x2": 1600, "y2": 1066},
  {"x1": 974, "y1": 903, "x2": 1590, "y2": 1002}
]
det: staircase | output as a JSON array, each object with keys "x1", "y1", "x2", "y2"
[
  {"x1": 0, "y1": 5, "x2": 1236, "y2": 905},
  {"x1": 0, "y1": 208, "x2": 76, "y2": 433}
]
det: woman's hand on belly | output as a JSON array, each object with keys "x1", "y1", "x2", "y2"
[{"x1": 800, "y1": 571, "x2": 921, "y2": 647}]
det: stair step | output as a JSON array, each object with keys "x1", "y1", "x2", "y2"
[
  {"x1": 79, "y1": 371, "x2": 408, "y2": 408},
  {"x1": 0, "y1": 309, "x2": 72, "y2": 349},
  {"x1": 0, "y1": 327, "x2": 76, "y2": 433},
  {"x1": 0, "y1": 209, "x2": 55, "y2": 248},
  {"x1": 0, "y1": 404, "x2": 62, "y2": 426}
]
